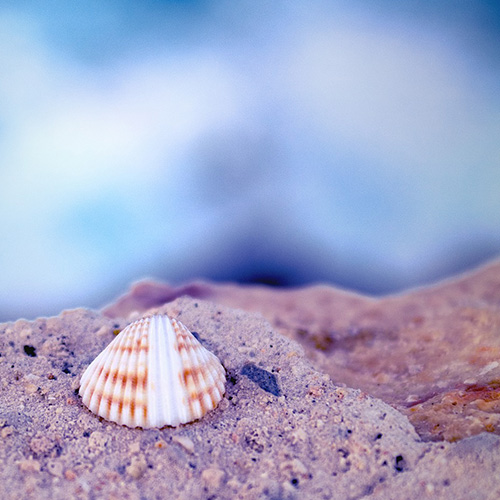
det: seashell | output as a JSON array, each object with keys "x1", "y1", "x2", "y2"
[{"x1": 79, "y1": 314, "x2": 225, "y2": 428}]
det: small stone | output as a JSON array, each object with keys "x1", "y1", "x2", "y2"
[
  {"x1": 291, "y1": 428, "x2": 307, "y2": 444},
  {"x1": 126, "y1": 455, "x2": 147, "y2": 479},
  {"x1": 40, "y1": 337, "x2": 66, "y2": 358},
  {"x1": 336, "y1": 388, "x2": 349, "y2": 399},
  {"x1": 30, "y1": 435, "x2": 53, "y2": 455},
  {"x1": 172, "y1": 435, "x2": 195, "y2": 454},
  {"x1": 88, "y1": 431, "x2": 110, "y2": 451},
  {"x1": 65, "y1": 470, "x2": 77, "y2": 481},
  {"x1": 201, "y1": 467, "x2": 225, "y2": 490},
  {"x1": 1, "y1": 426, "x2": 14, "y2": 438},
  {"x1": 308, "y1": 386, "x2": 322, "y2": 397},
  {"x1": 406, "y1": 394, "x2": 419, "y2": 403},
  {"x1": 280, "y1": 458, "x2": 309, "y2": 478},
  {"x1": 464, "y1": 378, "x2": 477, "y2": 385},
  {"x1": 218, "y1": 398, "x2": 229, "y2": 411},
  {"x1": 17, "y1": 459, "x2": 41, "y2": 472},
  {"x1": 96, "y1": 325, "x2": 111, "y2": 337},
  {"x1": 47, "y1": 461, "x2": 63, "y2": 477},
  {"x1": 241, "y1": 363, "x2": 281, "y2": 396},
  {"x1": 25, "y1": 383, "x2": 38, "y2": 394},
  {"x1": 23, "y1": 345, "x2": 37, "y2": 357}
]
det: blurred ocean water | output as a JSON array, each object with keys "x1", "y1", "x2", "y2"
[{"x1": 0, "y1": 0, "x2": 499, "y2": 320}]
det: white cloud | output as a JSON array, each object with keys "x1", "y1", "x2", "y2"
[{"x1": 0, "y1": 19, "x2": 247, "y2": 315}]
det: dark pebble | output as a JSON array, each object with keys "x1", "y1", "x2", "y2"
[
  {"x1": 23, "y1": 345, "x2": 37, "y2": 357},
  {"x1": 241, "y1": 363, "x2": 281, "y2": 397}
]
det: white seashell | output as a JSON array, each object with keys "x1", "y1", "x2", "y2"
[{"x1": 79, "y1": 314, "x2": 225, "y2": 428}]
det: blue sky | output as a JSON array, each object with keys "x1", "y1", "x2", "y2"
[{"x1": 1, "y1": 1, "x2": 499, "y2": 320}]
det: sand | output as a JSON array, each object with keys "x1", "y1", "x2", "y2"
[
  {"x1": 105, "y1": 259, "x2": 500, "y2": 443},
  {"x1": 1, "y1": 260, "x2": 500, "y2": 499}
]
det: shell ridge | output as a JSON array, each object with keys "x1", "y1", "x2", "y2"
[
  {"x1": 111, "y1": 321, "x2": 140, "y2": 422},
  {"x1": 193, "y1": 344, "x2": 212, "y2": 417},
  {"x1": 149, "y1": 316, "x2": 170, "y2": 425},
  {"x1": 79, "y1": 351, "x2": 102, "y2": 396},
  {"x1": 207, "y1": 351, "x2": 225, "y2": 406},
  {"x1": 80, "y1": 336, "x2": 118, "y2": 397},
  {"x1": 161, "y1": 315, "x2": 177, "y2": 426},
  {"x1": 129, "y1": 318, "x2": 146, "y2": 427},
  {"x1": 184, "y1": 327, "x2": 206, "y2": 420},
  {"x1": 170, "y1": 317, "x2": 188, "y2": 425},
  {"x1": 87, "y1": 324, "x2": 130, "y2": 415},
  {"x1": 195, "y1": 336, "x2": 219, "y2": 403},
  {"x1": 152, "y1": 314, "x2": 174, "y2": 427},
  {"x1": 103, "y1": 320, "x2": 133, "y2": 424},
  {"x1": 196, "y1": 342, "x2": 212, "y2": 400},
  {"x1": 136, "y1": 318, "x2": 150, "y2": 427},
  {"x1": 199, "y1": 347, "x2": 215, "y2": 386},
  {"x1": 102, "y1": 323, "x2": 131, "y2": 423},
  {"x1": 198, "y1": 341, "x2": 221, "y2": 414},
  {"x1": 80, "y1": 355, "x2": 102, "y2": 409},
  {"x1": 145, "y1": 316, "x2": 156, "y2": 427},
  {"x1": 201, "y1": 347, "x2": 225, "y2": 405},
  {"x1": 122, "y1": 319, "x2": 141, "y2": 426}
]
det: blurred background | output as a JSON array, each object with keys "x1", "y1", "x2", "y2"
[{"x1": 1, "y1": 0, "x2": 499, "y2": 321}]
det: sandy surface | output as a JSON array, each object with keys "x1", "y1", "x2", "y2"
[
  {"x1": 1, "y1": 261, "x2": 500, "y2": 498},
  {"x1": 105, "y1": 259, "x2": 500, "y2": 443}
]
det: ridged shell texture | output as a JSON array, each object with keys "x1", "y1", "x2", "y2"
[{"x1": 79, "y1": 314, "x2": 226, "y2": 428}]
